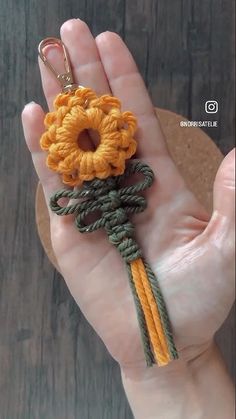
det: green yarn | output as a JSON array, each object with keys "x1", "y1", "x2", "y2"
[
  {"x1": 50, "y1": 160, "x2": 178, "y2": 365},
  {"x1": 50, "y1": 160, "x2": 153, "y2": 262},
  {"x1": 127, "y1": 263, "x2": 155, "y2": 366},
  {"x1": 143, "y1": 261, "x2": 178, "y2": 359}
]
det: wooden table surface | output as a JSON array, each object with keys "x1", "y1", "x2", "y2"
[{"x1": 0, "y1": 1, "x2": 235, "y2": 418}]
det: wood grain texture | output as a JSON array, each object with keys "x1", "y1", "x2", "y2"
[{"x1": 0, "y1": 1, "x2": 234, "y2": 418}]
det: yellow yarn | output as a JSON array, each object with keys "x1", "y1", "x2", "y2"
[
  {"x1": 39, "y1": 36, "x2": 178, "y2": 367},
  {"x1": 40, "y1": 87, "x2": 137, "y2": 186},
  {"x1": 131, "y1": 259, "x2": 170, "y2": 366}
]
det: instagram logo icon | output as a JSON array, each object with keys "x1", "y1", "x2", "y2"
[{"x1": 205, "y1": 100, "x2": 218, "y2": 113}]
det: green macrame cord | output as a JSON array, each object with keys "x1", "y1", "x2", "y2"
[{"x1": 50, "y1": 160, "x2": 178, "y2": 365}]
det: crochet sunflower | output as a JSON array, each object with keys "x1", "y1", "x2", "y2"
[{"x1": 40, "y1": 87, "x2": 137, "y2": 186}]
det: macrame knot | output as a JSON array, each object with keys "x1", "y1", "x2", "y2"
[
  {"x1": 39, "y1": 37, "x2": 179, "y2": 367},
  {"x1": 50, "y1": 160, "x2": 154, "y2": 263},
  {"x1": 104, "y1": 208, "x2": 142, "y2": 263},
  {"x1": 107, "y1": 190, "x2": 121, "y2": 209}
]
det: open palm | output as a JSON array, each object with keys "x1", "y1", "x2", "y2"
[{"x1": 22, "y1": 19, "x2": 235, "y2": 368}]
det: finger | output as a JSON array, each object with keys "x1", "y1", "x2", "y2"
[
  {"x1": 60, "y1": 18, "x2": 113, "y2": 169},
  {"x1": 39, "y1": 19, "x2": 112, "y2": 151},
  {"x1": 96, "y1": 31, "x2": 185, "y2": 197},
  {"x1": 22, "y1": 102, "x2": 63, "y2": 209},
  {"x1": 213, "y1": 148, "x2": 235, "y2": 219},
  {"x1": 204, "y1": 148, "x2": 235, "y2": 248},
  {"x1": 96, "y1": 31, "x2": 171, "y2": 159},
  {"x1": 60, "y1": 18, "x2": 111, "y2": 95}
]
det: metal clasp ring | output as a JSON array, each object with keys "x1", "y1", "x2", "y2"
[{"x1": 38, "y1": 37, "x2": 78, "y2": 92}]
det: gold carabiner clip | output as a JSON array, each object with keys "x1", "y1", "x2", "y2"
[{"x1": 38, "y1": 37, "x2": 78, "y2": 92}]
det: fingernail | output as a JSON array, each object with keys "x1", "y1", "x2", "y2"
[{"x1": 25, "y1": 101, "x2": 36, "y2": 107}]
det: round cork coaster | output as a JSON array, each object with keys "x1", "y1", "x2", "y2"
[{"x1": 35, "y1": 108, "x2": 223, "y2": 270}]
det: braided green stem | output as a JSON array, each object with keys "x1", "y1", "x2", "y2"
[
  {"x1": 144, "y1": 261, "x2": 178, "y2": 359},
  {"x1": 127, "y1": 263, "x2": 155, "y2": 366},
  {"x1": 50, "y1": 160, "x2": 178, "y2": 365}
]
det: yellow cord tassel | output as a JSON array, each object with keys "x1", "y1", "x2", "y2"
[
  {"x1": 130, "y1": 258, "x2": 171, "y2": 366},
  {"x1": 38, "y1": 37, "x2": 178, "y2": 367}
]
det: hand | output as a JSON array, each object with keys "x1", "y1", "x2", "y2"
[{"x1": 22, "y1": 19, "x2": 235, "y2": 369}]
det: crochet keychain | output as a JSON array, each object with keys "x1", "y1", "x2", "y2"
[{"x1": 38, "y1": 37, "x2": 178, "y2": 367}]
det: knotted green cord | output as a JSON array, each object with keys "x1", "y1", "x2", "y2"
[{"x1": 50, "y1": 160, "x2": 178, "y2": 365}]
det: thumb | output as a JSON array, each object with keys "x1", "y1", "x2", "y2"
[
  {"x1": 213, "y1": 148, "x2": 235, "y2": 221},
  {"x1": 205, "y1": 148, "x2": 235, "y2": 248}
]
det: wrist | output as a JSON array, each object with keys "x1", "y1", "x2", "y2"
[{"x1": 121, "y1": 341, "x2": 234, "y2": 419}]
